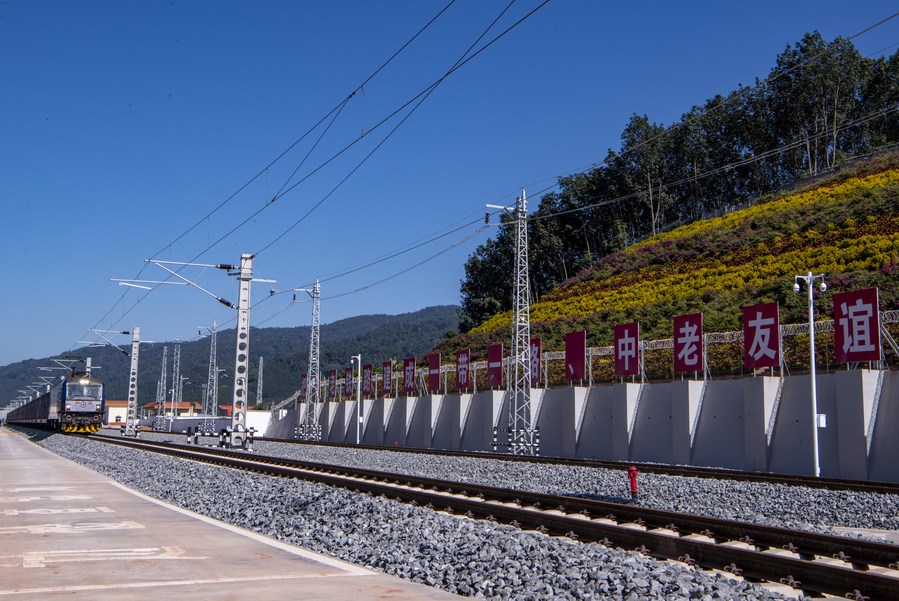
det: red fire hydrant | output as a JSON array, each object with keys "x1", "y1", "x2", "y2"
[{"x1": 627, "y1": 465, "x2": 639, "y2": 504}]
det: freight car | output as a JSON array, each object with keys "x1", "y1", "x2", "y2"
[{"x1": 6, "y1": 364, "x2": 105, "y2": 433}]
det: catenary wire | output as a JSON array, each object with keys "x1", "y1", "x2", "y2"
[
  {"x1": 254, "y1": 0, "x2": 528, "y2": 257},
  {"x1": 78, "y1": 0, "x2": 548, "y2": 345},
  {"x1": 226, "y1": 103, "x2": 898, "y2": 326},
  {"x1": 526, "y1": 104, "x2": 899, "y2": 224},
  {"x1": 83, "y1": 100, "x2": 898, "y2": 351},
  {"x1": 148, "y1": 0, "x2": 459, "y2": 262},
  {"x1": 485, "y1": 11, "x2": 899, "y2": 216},
  {"x1": 72, "y1": 0, "x2": 462, "y2": 348},
  {"x1": 75, "y1": 6, "x2": 891, "y2": 351}
]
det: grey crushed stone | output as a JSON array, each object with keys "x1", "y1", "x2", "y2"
[{"x1": 33, "y1": 431, "x2": 822, "y2": 600}]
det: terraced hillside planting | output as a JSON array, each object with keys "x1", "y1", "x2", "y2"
[{"x1": 436, "y1": 155, "x2": 899, "y2": 385}]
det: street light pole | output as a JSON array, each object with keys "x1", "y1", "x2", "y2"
[
  {"x1": 794, "y1": 271, "x2": 826, "y2": 477},
  {"x1": 351, "y1": 354, "x2": 361, "y2": 444}
]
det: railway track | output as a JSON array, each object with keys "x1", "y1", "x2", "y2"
[
  {"x1": 256, "y1": 436, "x2": 899, "y2": 495},
  {"x1": 87, "y1": 434, "x2": 899, "y2": 600}
]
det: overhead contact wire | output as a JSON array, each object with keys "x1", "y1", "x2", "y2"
[
  {"x1": 254, "y1": 0, "x2": 549, "y2": 256},
  {"x1": 76, "y1": 1, "x2": 461, "y2": 344}
]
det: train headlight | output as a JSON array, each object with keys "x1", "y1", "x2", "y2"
[{"x1": 66, "y1": 404, "x2": 72, "y2": 410}]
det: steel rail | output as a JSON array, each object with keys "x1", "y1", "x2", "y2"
[
  {"x1": 254, "y1": 435, "x2": 899, "y2": 495},
  {"x1": 87, "y1": 435, "x2": 899, "y2": 600}
]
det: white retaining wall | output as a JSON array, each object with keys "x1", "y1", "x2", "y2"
[{"x1": 265, "y1": 369, "x2": 897, "y2": 481}]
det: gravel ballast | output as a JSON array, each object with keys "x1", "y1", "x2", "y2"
[
  {"x1": 31, "y1": 430, "x2": 895, "y2": 600},
  {"x1": 242, "y1": 439, "x2": 899, "y2": 536}
]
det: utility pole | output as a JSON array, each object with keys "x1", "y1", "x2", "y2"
[
  {"x1": 229, "y1": 253, "x2": 253, "y2": 449},
  {"x1": 298, "y1": 280, "x2": 321, "y2": 440},
  {"x1": 488, "y1": 189, "x2": 536, "y2": 455},
  {"x1": 203, "y1": 321, "x2": 218, "y2": 431},
  {"x1": 794, "y1": 271, "x2": 826, "y2": 477},
  {"x1": 509, "y1": 189, "x2": 535, "y2": 455},
  {"x1": 255, "y1": 356, "x2": 264, "y2": 408},
  {"x1": 178, "y1": 376, "x2": 189, "y2": 414},
  {"x1": 351, "y1": 354, "x2": 361, "y2": 444},
  {"x1": 124, "y1": 327, "x2": 141, "y2": 437},
  {"x1": 170, "y1": 338, "x2": 181, "y2": 430},
  {"x1": 80, "y1": 328, "x2": 141, "y2": 437},
  {"x1": 115, "y1": 254, "x2": 274, "y2": 449},
  {"x1": 157, "y1": 346, "x2": 168, "y2": 429}
]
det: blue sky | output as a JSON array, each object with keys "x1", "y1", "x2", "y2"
[{"x1": 1, "y1": 0, "x2": 897, "y2": 367}]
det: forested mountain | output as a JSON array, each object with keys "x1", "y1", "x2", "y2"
[
  {"x1": 460, "y1": 32, "x2": 899, "y2": 332},
  {"x1": 1, "y1": 306, "x2": 459, "y2": 409}
]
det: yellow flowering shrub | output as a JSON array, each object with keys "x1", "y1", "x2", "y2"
[{"x1": 473, "y1": 232, "x2": 899, "y2": 333}]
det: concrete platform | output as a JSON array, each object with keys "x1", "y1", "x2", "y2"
[{"x1": 0, "y1": 428, "x2": 463, "y2": 600}]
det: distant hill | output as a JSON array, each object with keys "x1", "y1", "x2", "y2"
[
  {"x1": 435, "y1": 154, "x2": 899, "y2": 380},
  {"x1": 1, "y1": 305, "x2": 460, "y2": 409}
]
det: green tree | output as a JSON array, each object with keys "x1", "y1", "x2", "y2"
[
  {"x1": 767, "y1": 32, "x2": 865, "y2": 176},
  {"x1": 858, "y1": 50, "x2": 899, "y2": 150},
  {"x1": 459, "y1": 228, "x2": 514, "y2": 332},
  {"x1": 619, "y1": 114, "x2": 674, "y2": 237}
]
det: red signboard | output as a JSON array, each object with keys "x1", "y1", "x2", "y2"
[
  {"x1": 345, "y1": 366, "x2": 353, "y2": 396},
  {"x1": 673, "y1": 313, "x2": 703, "y2": 373},
  {"x1": 456, "y1": 349, "x2": 471, "y2": 390},
  {"x1": 566, "y1": 330, "x2": 587, "y2": 380},
  {"x1": 530, "y1": 337, "x2": 541, "y2": 387},
  {"x1": 428, "y1": 353, "x2": 441, "y2": 393},
  {"x1": 362, "y1": 364, "x2": 373, "y2": 397},
  {"x1": 403, "y1": 357, "x2": 416, "y2": 394},
  {"x1": 834, "y1": 287, "x2": 881, "y2": 363},
  {"x1": 614, "y1": 323, "x2": 640, "y2": 377},
  {"x1": 299, "y1": 373, "x2": 308, "y2": 400},
  {"x1": 743, "y1": 302, "x2": 780, "y2": 369},
  {"x1": 487, "y1": 344, "x2": 503, "y2": 388},
  {"x1": 328, "y1": 370, "x2": 337, "y2": 399},
  {"x1": 382, "y1": 361, "x2": 393, "y2": 396}
]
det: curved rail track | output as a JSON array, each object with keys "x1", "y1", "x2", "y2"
[
  {"x1": 86, "y1": 434, "x2": 899, "y2": 600},
  {"x1": 257, "y1": 436, "x2": 899, "y2": 496}
]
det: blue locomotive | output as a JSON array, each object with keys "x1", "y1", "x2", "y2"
[{"x1": 7, "y1": 365, "x2": 105, "y2": 433}]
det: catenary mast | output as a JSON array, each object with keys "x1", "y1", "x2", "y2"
[
  {"x1": 204, "y1": 322, "x2": 218, "y2": 417},
  {"x1": 298, "y1": 280, "x2": 321, "y2": 440},
  {"x1": 508, "y1": 189, "x2": 535, "y2": 454}
]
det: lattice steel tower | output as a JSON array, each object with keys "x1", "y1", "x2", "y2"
[
  {"x1": 170, "y1": 339, "x2": 182, "y2": 423},
  {"x1": 255, "y1": 356, "x2": 264, "y2": 408},
  {"x1": 204, "y1": 322, "x2": 218, "y2": 418},
  {"x1": 155, "y1": 346, "x2": 168, "y2": 429},
  {"x1": 508, "y1": 189, "x2": 535, "y2": 454},
  {"x1": 298, "y1": 280, "x2": 321, "y2": 440}
]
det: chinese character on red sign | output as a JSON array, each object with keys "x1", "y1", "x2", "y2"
[
  {"x1": 456, "y1": 349, "x2": 470, "y2": 390},
  {"x1": 565, "y1": 331, "x2": 586, "y2": 380},
  {"x1": 403, "y1": 357, "x2": 416, "y2": 394},
  {"x1": 487, "y1": 344, "x2": 503, "y2": 388},
  {"x1": 328, "y1": 370, "x2": 337, "y2": 399},
  {"x1": 743, "y1": 302, "x2": 780, "y2": 369},
  {"x1": 362, "y1": 364, "x2": 373, "y2": 397},
  {"x1": 382, "y1": 361, "x2": 392, "y2": 396},
  {"x1": 428, "y1": 353, "x2": 441, "y2": 393},
  {"x1": 614, "y1": 323, "x2": 640, "y2": 376},
  {"x1": 345, "y1": 366, "x2": 353, "y2": 396},
  {"x1": 834, "y1": 288, "x2": 881, "y2": 363},
  {"x1": 673, "y1": 313, "x2": 703, "y2": 373},
  {"x1": 530, "y1": 338, "x2": 541, "y2": 387}
]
